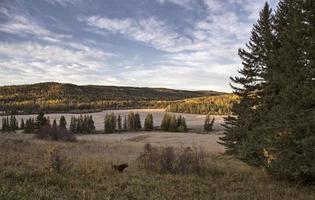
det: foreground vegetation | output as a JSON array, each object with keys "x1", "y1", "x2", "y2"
[{"x1": 0, "y1": 134, "x2": 314, "y2": 200}]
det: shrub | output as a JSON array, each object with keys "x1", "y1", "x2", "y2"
[
  {"x1": 44, "y1": 145, "x2": 63, "y2": 174},
  {"x1": 138, "y1": 144, "x2": 207, "y2": 175},
  {"x1": 37, "y1": 121, "x2": 76, "y2": 142}
]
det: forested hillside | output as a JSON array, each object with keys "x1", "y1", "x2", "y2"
[
  {"x1": 0, "y1": 82, "x2": 223, "y2": 114},
  {"x1": 166, "y1": 95, "x2": 238, "y2": 115}
]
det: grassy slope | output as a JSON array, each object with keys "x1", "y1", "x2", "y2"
[{"x1": 0, "y1": 134, "x2": 314, "y2": 200}]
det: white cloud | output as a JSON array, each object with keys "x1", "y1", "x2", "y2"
[
  {"x1": 0, "y1": 41, "x2": 114, "y2": 85},
  {"x1": 156, "y1": 0, "x2": 194, "y2": 9},
  {"x1": 0, "y1": 13, "x2": 71, "y2": 42},
  {"x1": 0, "y1": 0, "x2": 279, "y2": 91},
  {"x1": 44, "y1": 0, "x2": 82, "y2": 7},
  {"x1": 83, "y1": 16, "x2": 192, "y2": 53}
]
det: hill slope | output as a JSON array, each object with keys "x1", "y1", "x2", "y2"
[{"x1": 0, "y1": 82, "x2": 224, "y2": 114}]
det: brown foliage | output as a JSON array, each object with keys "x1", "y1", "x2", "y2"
[{"x1": 138, "y1": 144, "x2": 207, "y2": 175}]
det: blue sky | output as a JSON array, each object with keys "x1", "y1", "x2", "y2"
[{"x1": 0, "y1": 0, "x2": 278, "y2": 92}]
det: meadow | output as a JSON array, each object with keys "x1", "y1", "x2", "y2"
[{"x1": 0, "y1": 132, "x2": 314, "y2": 200}]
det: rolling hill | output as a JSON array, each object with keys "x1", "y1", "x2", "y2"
[{"x1": 0, "y1": 82, "x2": 225, "y2": 114}]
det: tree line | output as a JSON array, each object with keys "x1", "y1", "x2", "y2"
[
  {"x1": 166, "y1": 95, "x2": 238, "y2": 115},
  {"x1": 104, "y1": 112, "x2": 154, "y2": 133},
  {"x1": 160, "y1": 113, "x2": 187, "y2": 132},
  {"x1": 220, "y1": 1, "x2": 315, "y2": 181}
]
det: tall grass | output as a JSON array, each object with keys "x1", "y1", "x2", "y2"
[{"x1": 0, "y1": 134, "x2": 314, "y2": 200}]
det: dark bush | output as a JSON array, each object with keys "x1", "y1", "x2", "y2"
[{"x1": 138, "y1": 144, "x2": 207, "y2": 175}]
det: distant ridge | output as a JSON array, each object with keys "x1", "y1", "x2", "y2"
[{"x1": 0, "y1": 82, "x2": 225, "y2": 114}]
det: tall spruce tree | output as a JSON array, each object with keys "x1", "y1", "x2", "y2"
[
  {"x1": 117, "y1": 115, "x2": 122, "y2": 132},
  {"x1": 20, "y1": 118, "x2": 25, "y2": 130},
  {"x1": 36, "y1": 111, "x2": 47, "y2": 129},
  {"x1": 123, "y1": 116, "x2": 128, "y2": 130},
  {"x1": 261, "y1": 0, "x2": 315, "y2": 180},
  {"x1": 134, "y1": 113, "x2": 142, "y2": 130},
  {"x1": 59, "y1": 116, "x2": 67, "y2": 129},
  {"x1": 144, "y1": 114, "x2": 154, "y2": 131},
  {"x1": 220, "y1": 3, "x2": 274, "y2": 165},
  {"x1": 128, "y1": 112, "x2": 135, "y2": 131}
]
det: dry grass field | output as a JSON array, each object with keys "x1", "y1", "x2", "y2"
[{"x1": 0, "y1": 132, "x2": 315, "y2": 200}]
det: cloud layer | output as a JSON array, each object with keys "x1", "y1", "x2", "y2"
[{"x1": 0, "y1": 0, "x2": 278, "y2": 91}]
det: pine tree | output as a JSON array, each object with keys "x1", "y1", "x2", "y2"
[
  {"x1": 20, "y1": 118, "x2": 25, "y2": 130},
  {"x1": 260, "y1": 0, "x2": 315, "y2": 179},
  {"x1": 24, "y1": 118, "x2": 35, "y2": 133},
  {"x1": 8, "y1": 116, "x2": 18, "y2": 132},
  {"x1": 220, "y1": 3, "x2": 274, "y2": 164},
  {"x1": 123, "y1": 116, "x2": 128, "y2": 130},
  {"x1": 87, "y1": 115, "x2": 95, "y2": 133},
  {"x1": 135, "y1": 113, "x2": 142, "y2": 130},
  {"x1": 1, "y1": 117, "x2": 8, "y2": 132},
  {"x1": 51, "y1": 119, "x2": 58, "y2": 140},
  {"x1": 128, "y1": 112, "x2": 135, "y2": 131},
  {"x1": 104, "y1": 113, "x2": 116, "y2": 133},
  {"x1": 117, "y1": 115, "x2": 122, "y2": 132},
  {"x1": 59, "y1": 116, "x2": 67, "y2": 129},
  {"x1": 36, "y1": 111, "x2": 47, "y2": 129},
  {"x1": 160, "y1": 113, "x2": 171, "y2": 131},
  {"x1": 111, "y1": 113, "x2": 117, "y2": 132},
  {"x1": 178, "y1": 116, "x2": 187, "y2": 132},
  {"x1": 46, "y1": 117, "x2": 51, "y2": 128},
  {"x1": 144, "y1": 113, "x2": 154, "y2": 131},
  {"x1": 70, "y1": 116, "x2": 77, "y2": 133},
  {"x1": 169, "y1": 115, "x2": 178, "y2": 132}
]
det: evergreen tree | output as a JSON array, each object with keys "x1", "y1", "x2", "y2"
[
  {"x1": 51, "y1": 119, "x2": 58, "y2": 140},
  {"x1": 87, "y1": 115, "x2": 95, "y2": 133},
  {"x1": 169, "y1": 115, "x2": 178, "y2": 132},
  {"x1": 117, "y1": 115, "x2": 122, "y2": 132},
  {"x1": 144, "y1": 113, "x2": 154, "y2": 131},
  {"x1": 178, "y1": 117, "x2": 187, "y2": 132},
  {"x1": 24, "y1": 118, "x2": 35, "y2": 133},
  {"x1": 46, "y1": 117, "x2": 51, "y2": 128},
  {"x1": 70, "y1": 116, "x2": 77, "y2": 133},
  {"x1": 20, "y1": 118, "x2": 25, "y2": 130},
  {"x1": 260, "y1": 0, "x2": 315, "y2": 179},
  {"x1": 160, "y1": 113, "x2": 171, "y2": 131},
  {"x1": 111, "y1": 113, "x2": 117, "y2": 132},
  {"x1": 104, "y1": 113, "x2": 116, "y2": 133},
  {"x1": 1, "y1": 117, "x2": 9, "y2": 132},
  {"x1": 204, "y1": 115, "x2": 215, "y2": 132},
  {"x1": 128, "y1": 112, "x2": 135, "y2": 131},
  {"x1": 220, "y1": 3, "x2": 274, "y2": 164},
  {"x1": 135, "y1": 112, "x2": 142, "y2": 130},
  {"x1": 10, "y1": 116, "x2": 18, "y2": 132},
  {"x1": 36, "y1": 111, "x2": 47, "y2": 129},
  {"x1": 59, "y1": 116, "x2": 67, "y2": 129},
  {"x1": 123, "y1": 116, "x2": 128, "y2": 130}
]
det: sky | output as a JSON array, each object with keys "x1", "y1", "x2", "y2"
[{"x1": 0, "y1": 0, "x2": 278, "y2": 92}]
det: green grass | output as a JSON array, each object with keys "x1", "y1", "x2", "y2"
[{"x1": 0, "y1": 134, "x2": 314, "y2": 200}]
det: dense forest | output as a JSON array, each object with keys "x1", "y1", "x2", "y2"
[
  {"x1": 0, "y1": 82, "x2": 223, "y2": 114},
  {"x1": 166, "y1": 95, "x2": 238, "y2": 115},
  {"x1": 220, "y1": 1, "x2": 315, "y2": 181}
]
